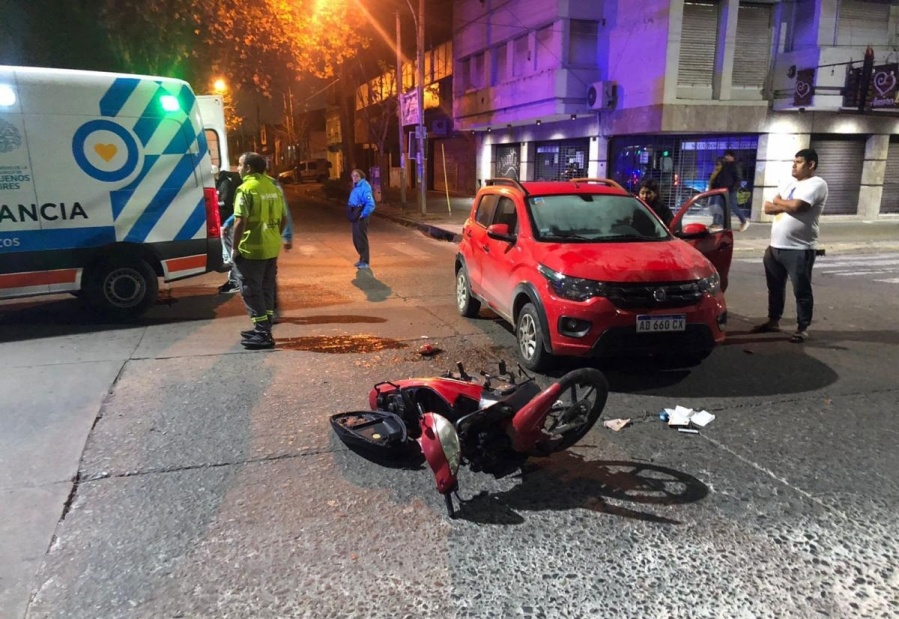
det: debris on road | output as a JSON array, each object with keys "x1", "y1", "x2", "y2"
[
  {"x1": 418, "y1": 343, "x2": 442, "y2": 356},
  {"x1": 603, "y1": 418, "x2": 631, "y2": 432},
  {"x1": 661, "y1": 405, "x2": 716, "y2": 430}
]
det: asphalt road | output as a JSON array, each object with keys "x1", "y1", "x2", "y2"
[{"x1": 2, "y1": 187, "x2": 898, "y2": 618}]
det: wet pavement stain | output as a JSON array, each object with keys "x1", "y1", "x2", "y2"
[{"x1": 275, "y1": 334, "x2": 407, "y2": 353}]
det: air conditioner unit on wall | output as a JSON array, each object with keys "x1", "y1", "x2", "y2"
[{"x1": 587, "y1": 81, "x2": 617, "y2": 110}]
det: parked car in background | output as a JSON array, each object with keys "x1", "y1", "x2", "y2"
[
  {"x1": 278, "y1": 158, "x2": 331, "y2": 184},
  {"x1": 454, "y1": 178, "x2": 734, "y2": 371}
]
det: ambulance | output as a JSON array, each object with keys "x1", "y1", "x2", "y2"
[{"x1": 0, "y1": 65, "x2": 223, "y2": 319}]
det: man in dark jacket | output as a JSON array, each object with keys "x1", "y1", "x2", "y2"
[{"x1": 711, "y1": 150, "x2": 750, "y2": 231}]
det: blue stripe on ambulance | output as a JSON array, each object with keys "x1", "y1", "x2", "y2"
[
  {"x1": 132, "y1": 85, "x2": 171, "y2": 146},
  {"x1": 124, "y1": 154, "x2": 198, "y2": 243},
  {"x1": 175, "y1": 195, "x2": 208, "y2": 241},
  {"x1": 9, "y1": 228, "x2": 117, "y2": 252},
  {"x1": 96, "y1": 78, "x2": 207, "y2": 245},
  {"x1": 110, "y1": 154, "x2": 160, "y2": 219},
  {"x1": 99, "y1": 78, "x2": 141, "y2": 117}
]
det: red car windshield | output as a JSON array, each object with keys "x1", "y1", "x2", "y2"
[{"x1": 527, "y1": 194, "x2": 670, "y2": 242}]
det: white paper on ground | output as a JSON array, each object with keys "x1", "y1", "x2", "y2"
[
  {"x1": 666, "y1": 405, "x2": 694, "y2": 427},
  {"x1": 690, "y1": 410, "x2": 716, "y2": 427}
]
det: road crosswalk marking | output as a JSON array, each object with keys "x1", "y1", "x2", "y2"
[{"x1": 734, "y1": 253, "x2": 899, "y2": 284}]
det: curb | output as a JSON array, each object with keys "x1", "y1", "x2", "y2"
[{"x1": 373, "y1": 209, "x2": 463, "y2": 243}]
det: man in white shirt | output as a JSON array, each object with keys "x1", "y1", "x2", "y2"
[{"x1": 751, "y1": 148, "x2": 828, "y2": 343}]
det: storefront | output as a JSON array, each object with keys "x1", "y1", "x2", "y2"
[
  {"x1": 809, "y1": 136, "x2": 865, "y2": 215},
  {"x1": 880, "y1": 137, "x2": 899, "y2": 215},
  {"x1": 493, "y1": 143, "x2": 522, "y2": 180},
  {"x1": 534, "y1": 139, "x2": 590, "y2": 181},
  {"x1": 609, "y1": 134, "x2": 759, "y2": 213}
]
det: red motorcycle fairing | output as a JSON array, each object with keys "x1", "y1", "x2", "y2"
[
  {"x1": 508, "y1": 381, "x2": 564, "y2": 452},
  {"x1": 369, "y1": 376, "x2": 485, "y2": 417},
  {"x1": 419, "y1": 413, "x2": 458, "y2": 494}
]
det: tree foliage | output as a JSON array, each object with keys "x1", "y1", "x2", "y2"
[{"x1": 95, "y1": 0, "x2": 371, "y2": 95}]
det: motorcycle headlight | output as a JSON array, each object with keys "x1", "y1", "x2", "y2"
[
  {"x1": 697, "y1": 272, "x2": 721, "y2": 296},
  {"x1": 432, "y1": 414, "x2": 461, "y2": 475},
  {"x1": 537, "y1": 264, "x2": 608, "y2": 302}
]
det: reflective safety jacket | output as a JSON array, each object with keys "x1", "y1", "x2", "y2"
[{"x1": 234, "y1": 173, "x2": 284, "y2": 260}]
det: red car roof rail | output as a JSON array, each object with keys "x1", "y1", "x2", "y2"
[
  {"x1": 568, "y1": 177, "x2": 625, "y2": 190},
  {"x1": 485, "y1": 178, "x2": 528, "y2": 195}
]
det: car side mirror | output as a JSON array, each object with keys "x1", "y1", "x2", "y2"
[
  {"x1": 487, "y1": 223, "x2": 516, "y2": 243},
  {"x1": 677, "y1": 222, "x2": 710, "y2": 239}
]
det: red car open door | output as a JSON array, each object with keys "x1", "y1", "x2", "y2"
[{"x1": 670, "y1": 188, "x2": 734, "y2": 292}]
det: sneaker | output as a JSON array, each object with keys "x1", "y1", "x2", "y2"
[
  {"x1": 356, "y1": 262, "x2": 370, "y2": 269},
  {"x1": 789, "y1": 329, "x2": 808, "y2": 344},
  {"x1": 218, "y1": 281, "x2": 240, "y2": 294},
  {"x1": 241, "y1": 331, "x2": 275, "y2": 349},
  {"x1": 739, "y1": 221, "x2": 751, "y2": 232},
  {"x1": 750, "y1": 320, "x2": 781, "y2": 333}
]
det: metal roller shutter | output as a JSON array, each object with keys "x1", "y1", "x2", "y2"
[
  {"x1": 809, "y1": 138, "x2": 865, "y2": 215},
  {"x1": 733, "y1": 3, "x2": 772, "y2": 89},
  {"x1": 881, "y1": 138, "x2": 899, "y2": 214},
  {"x1": 534, "y1": 139, "x2": 590, "y2": 181},
  {"x1": 837, "y1": 0, "x2": 891, "y2": 47},
  {"x1": 678, "y1": 1, "x2": 719, "y2": 87}
]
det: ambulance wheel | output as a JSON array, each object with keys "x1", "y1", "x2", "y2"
[{"x1": 85, "y1": 256, "x2": 158, "y2": 320}]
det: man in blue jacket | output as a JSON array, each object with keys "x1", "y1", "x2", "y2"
[{"x1": 347, "y1": 168, "x2": 376, "y2": 268}]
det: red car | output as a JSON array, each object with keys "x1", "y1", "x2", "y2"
[{"x1": 454, "y1": 178, "x2": 733, "y2": 371}]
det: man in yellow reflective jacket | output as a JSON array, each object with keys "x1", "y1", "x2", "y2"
[{"x1": 231, "y1": 152, "x2": 286, "y2": 349}]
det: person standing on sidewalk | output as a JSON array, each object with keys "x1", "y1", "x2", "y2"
[
  {"x1": 347, "y1": 169, "x2": 376, "y2": 269},
  {"x1": 230, "y1": 152, "x2": 287, "y2": 349},
  {"x1": 752, "y1": 148, "x2": 828, "y2": 344},
  {"x1": 711, "y1": 150, "x2": 750, "y2": 231}
]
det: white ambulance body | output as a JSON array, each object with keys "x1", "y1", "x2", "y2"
[{"x1": 0, "y1": 66, "x2": 223, "y2": 319}]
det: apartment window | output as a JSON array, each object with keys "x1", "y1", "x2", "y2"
[
  {"x1": 473, "y1": 52, "x2": 486, "y2": 89},
  {"x1": 733, "y1": 3, "x2": 773, "y2": 89},
  {"x1": 837, "y1": 0, "x2": 892, "y2": 47},
  {"x1": 678, "y1": 1, "x2": 719, "y2": 87},
  {"x1": 569, "y1": 20, "x2": 599, "y2": 66},
  {"x1": 492, "y1": 42, "x2": 508, "y2": 86},
  {"x1": 536, "y1": 23, "x2": 558, "y2": 72},
  {"x1": 512, "y1": 35, "x2": 530, "y2": 76}
]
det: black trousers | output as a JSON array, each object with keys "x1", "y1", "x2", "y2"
[
  {"x1": 352, "y1": 217, "x2": 370, "y2": 263},
  {"x1": 234, "y1": 256, "x2": 278, "y2": 331},
  {"x1": 762, "y1": 246, "x2": 816, "y2": 330}
]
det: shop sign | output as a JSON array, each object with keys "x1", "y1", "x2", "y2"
[{"x1": 794, "y1": 68, "x2": 815, "y2": 107}]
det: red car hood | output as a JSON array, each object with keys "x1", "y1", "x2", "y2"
[{"x1": 536, "y1": 239, "x2": 715, "y2": 283}]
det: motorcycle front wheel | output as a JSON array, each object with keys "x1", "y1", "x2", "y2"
[{"x1": 534, "y1": 368, "x2": 609, "y2": 454}]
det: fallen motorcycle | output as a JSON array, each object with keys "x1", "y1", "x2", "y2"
[{"x1": 330, "y1": 362, "x2": 609, "y2": 517}]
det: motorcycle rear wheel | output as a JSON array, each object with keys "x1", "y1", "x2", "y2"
[{"x1": 534, "y1": 368, "x2": 609, "y2": 454}]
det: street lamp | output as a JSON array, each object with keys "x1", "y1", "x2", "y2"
[{"x1": 213, "y1": 78, "x2": 227, "y2": 94}]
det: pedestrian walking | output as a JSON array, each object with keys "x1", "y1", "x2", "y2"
[
  {"x1": 751, "y1": 148, "x2": 828, "y2": 343},
  {"x1": 636, "y1": 178, "x2": 674, "y2": 228},
  {"x1": 711, "y1": 150, "x2": 750, "y2": 231},
  {"x1": 230, "y1": 152, "x2": 287, "y2": 349},
  {"x1": 347, "y1": 168, "x2": 376, "y2": 269}
]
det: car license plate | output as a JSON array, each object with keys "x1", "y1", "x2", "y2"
[{"x1": 636, "y1": 314, "x2": 686, "y2": 333}]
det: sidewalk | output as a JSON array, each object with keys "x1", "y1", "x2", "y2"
[{"x1": 370, "y1": 187, "x2": 899, "y2": 255}]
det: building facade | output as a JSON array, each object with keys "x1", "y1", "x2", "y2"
[{"x1": 453, "y1": 0, "x2": 899, "y2": 221}]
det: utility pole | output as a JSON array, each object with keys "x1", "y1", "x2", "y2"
[
  {"x1": 415, "y1": 0, "x2": 427, "y2": 215},
  {"x1": 396, "y1": 11, "x2": 407, "y2": 208}
]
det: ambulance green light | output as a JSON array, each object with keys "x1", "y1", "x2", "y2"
[
  {"x1": 160, "y1": 95, "x2": 181, "y2": 112},
  {"x1": 0, "y1": 84, "x2": 16, "y2": 107}
]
